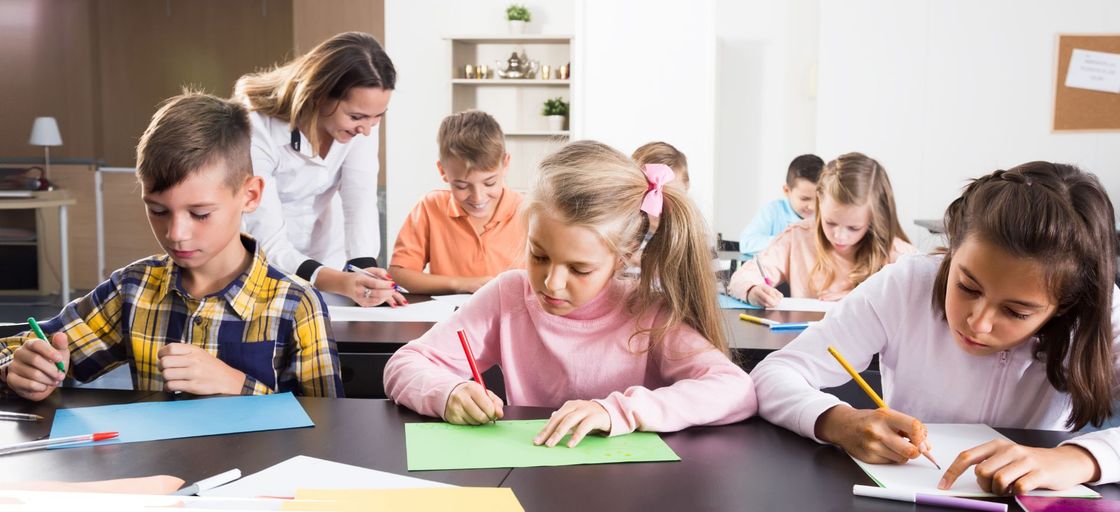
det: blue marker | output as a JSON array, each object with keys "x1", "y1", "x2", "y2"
[
  {"x1": 344, "y1": 263, "x2": 409, "y2": 294},
  {"x1": 770, "y1": 322, "x2": 818, "y2": 331}
]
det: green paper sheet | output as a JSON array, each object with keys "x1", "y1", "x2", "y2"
[{"x1": 404, "y1": 420, "x2": 680, "y2": 471}]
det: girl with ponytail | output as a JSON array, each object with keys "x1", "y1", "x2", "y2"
[{"x1": 385, "y1": 140, "x2": 757, "y2": 447}]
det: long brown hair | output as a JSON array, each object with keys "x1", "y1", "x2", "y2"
[
  {"x1": 523, "y1": 140, "x2": 728, "y2": 357},
  {"x1": 932, "y1": 162, "x2": 1117, "y2": 430},
  {"x1": 233, "y1": 31, "x2": 396, "y2": 157},
  {"x1": 811, "y1": 152, "x2": 909, "y2": 293}
]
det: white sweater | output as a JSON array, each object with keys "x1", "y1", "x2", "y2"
[{"x1": 752, "y1": 254, "x2": 1120, "y2": 484}]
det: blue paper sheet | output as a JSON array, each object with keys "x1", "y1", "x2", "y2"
[
  {"x1": 49, "y1": 392, "x2": 313, "y2": 447},
  {"x1": 718, "y1": 294, "x2": 763, "y2": 310}
]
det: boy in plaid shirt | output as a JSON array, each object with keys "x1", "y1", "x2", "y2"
[{"x1": 1, "y1": 92, "x2": 342, "y2": 399}]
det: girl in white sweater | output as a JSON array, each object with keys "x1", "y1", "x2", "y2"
[{"x1": 752, "y1": 161, "x2": 1120, "y2": 495}]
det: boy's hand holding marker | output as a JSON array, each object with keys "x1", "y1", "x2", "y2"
[{"x1": 5, "y1": 319, "x2": 69, "y2": 401}]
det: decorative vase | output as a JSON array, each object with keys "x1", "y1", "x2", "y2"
[
  {"x1": 546, "y1": 115, "x2": 565, "y2": 132},
  {"x1": 508, "y1": 20, "x2": 526, "y2": 35}
]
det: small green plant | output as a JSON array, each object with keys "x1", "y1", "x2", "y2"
[
  {"x1": 542, "y1": 97, "x2": 569, "y2": 116},
  {"x1": 506, "y1": 4, "x2": 531, "y2": 22}
]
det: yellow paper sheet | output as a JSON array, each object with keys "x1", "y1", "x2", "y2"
[{"x1": 284, "y1": 487, "x2": 524, "y2": 512}]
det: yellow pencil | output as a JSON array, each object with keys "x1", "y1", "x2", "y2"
[
  {"x1": 738, "y1": 313, "x2": 777, "y2": 327},
  {"x1": 826, "y1": 345, "x2": 940, "y2": 470}
]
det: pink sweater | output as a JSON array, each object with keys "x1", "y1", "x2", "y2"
[
  {"x1": 384, "y1": 270, "x2": 757, "y2": 436},
  {"x1": 728, "y1": 220, "x2": 917, "y2": 302}
]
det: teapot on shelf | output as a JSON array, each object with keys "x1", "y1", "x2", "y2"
[{"x1": 495, "y1": 50, "x2": 539, "y2": 79}]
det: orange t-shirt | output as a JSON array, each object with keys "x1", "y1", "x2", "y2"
[{"x1": 391, "y1": 188, "x2": 527, "y2": 277}]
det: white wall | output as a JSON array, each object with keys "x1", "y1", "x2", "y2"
[
  {"x1": 384, "y1": 0, "x2": 576, "y2": 254},
  {"x1": 816, "y1": 0, "x2": 1120, "y2": 251},
  {"x1": 713, "y1": 0, "x2": 820, "y2": 242},
  {"x1": 574, "y1": 0, "x2": 718, "y2": 222}
]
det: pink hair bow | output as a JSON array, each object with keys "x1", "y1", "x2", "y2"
[{"x1": 640, "y1": 163, "x2": 675, "y2": 217}]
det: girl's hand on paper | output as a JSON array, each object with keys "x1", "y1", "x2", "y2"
[
  {"x1": 746, "y1": 284, "x2": 783, "y2": 308},
  {"x1": 158, "y1": 343, "x2": 246, "y2": 395},
  {"x1": 4, "y1": 332, "x2": 70, "y2": 401},
  {"x1": 938, "y1": 440, "x2": 1100, "y2": 495},
  {"x1": 816, "y1": 405, "x2": 930, "y2": 464},
  {"x1": 534, "y1": 400, "x2": 611, "y2": 448},
  {"x1": 445, "y1": 381, "x2": 504, "y2": 425}
]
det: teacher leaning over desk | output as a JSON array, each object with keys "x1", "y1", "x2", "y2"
[{"x1": 235, "y1": 31, "x2": 403, "y2": 307}]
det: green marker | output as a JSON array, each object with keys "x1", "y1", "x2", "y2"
[{"x1": 27, "y1": 317, "x2": 65, "y2": 373}]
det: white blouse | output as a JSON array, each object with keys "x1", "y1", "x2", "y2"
[{"x1": 242, "y1": 111, "x2": 381, "y2": 283}]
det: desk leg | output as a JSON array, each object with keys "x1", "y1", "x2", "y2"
[{"x1": 59, "y1": 204, "x2": 69, "y2": 304}]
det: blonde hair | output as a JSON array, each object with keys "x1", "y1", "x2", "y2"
[
  {"x1": 233, "y1": 32, "x2": 395, "y2": 158},
  {"x1": 438, "y1": 110, "x2": 506, "y2": 172},
  {"x1": 811, "y1": 152, "x2": 909, "y2": 293},
  {"x1": 524, "y1": 140, "x2": 727, "y2": 356},
  {"x1": 632, "y1": 141, "x2": 689, "y2": 188}
]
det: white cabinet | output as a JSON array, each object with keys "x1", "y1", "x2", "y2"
[{"x1": 447, "y1": 35, "x2": 573, "y2": 191}]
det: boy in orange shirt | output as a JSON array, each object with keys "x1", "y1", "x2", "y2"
[{"x1": 390, "y1": 110, "x2": 527, "y2": 294}]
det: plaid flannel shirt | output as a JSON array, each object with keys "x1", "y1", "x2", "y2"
[{"x1": 0, "y1": 236, "x2": 343, "y2": 397}]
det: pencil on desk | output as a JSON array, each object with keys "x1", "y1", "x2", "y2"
[
  {"x1": 826, "y1": 345, "x2": 941, "y2": 470},
  {"x1": 739, "y1": 313, "x2": 777, "y2": 327},
  {"x1": 0, "y1": 411, "x2": 43, "y2": 422}
]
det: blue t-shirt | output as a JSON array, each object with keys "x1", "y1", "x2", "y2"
[{"x1": 738, "y1": 198, "x2": 803, "y2": 257}]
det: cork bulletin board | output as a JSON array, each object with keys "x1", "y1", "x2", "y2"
[{"x1": 1053, "y1": 34, "x2": 1120, "y2": 131}]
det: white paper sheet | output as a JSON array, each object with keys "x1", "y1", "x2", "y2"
[
  {"x1": 771, "y1": 298, "x2": 835, "y2": 313},
  {"x1": 1065, "y1": 48, "x2": 1120, "y2": 94},
  {"x1": 329, "y1": 299, "x2": 459, "y2": 322},
  {"x1": 853, "y1": 423, "x2": 1099, "y2": 498},
  {"x1": 202, "y1": 455, "x2": 450, "y2": 499}
]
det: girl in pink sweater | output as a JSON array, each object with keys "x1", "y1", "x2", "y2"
[
  {"x1": 385, "y1": 140, "x2": 757, "y2": 448},
  {"x1": 729, "y1": 152, "x2": 916, "y2": 306},
  {"x1": 753, "y1": 162, "x2": 1120, "y2": 494}
]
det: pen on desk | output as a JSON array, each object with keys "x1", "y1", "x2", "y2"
[
  {"x1": 0, "y1": 411, "x2": 44, "y2": 422},
  {"x1": 769, "y1": 321, "x2": 819, "y2": 331},
  {"x1": 456, "y1": 329, "x2": 486, "y2": 391},
  {"x1": 827, "y1": 345, "x2": 941, "y2": 470},
  {"x1": 756, "y1": 259, "x2": 773, "y2": 287},
  {"x1": 27, "y1": 317, "x2": 65, "y2": 373},
  {"x1": 174, "y1": 468, "x2": 242, "y2": 496},
  {"x1": 852, "y1": 485, "x2": 1006, "y2": 512},
  {"x1": 344, "y1": 263, "x2": 409, "y2": 294},
  {"x1": 0, "y1": 431, "x2": 118, "y2": 456},
  {"x1": 738, "y1": 313, "x2": 777, "y2": 327}
]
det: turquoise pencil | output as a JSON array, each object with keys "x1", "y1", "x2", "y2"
[{"x1": 27, "y1": 317, "x2": 65, "y2": 373}]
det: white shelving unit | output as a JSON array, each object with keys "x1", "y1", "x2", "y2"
[{"x1": 447, "y1": 35, "x2": 573, "y2": 192}]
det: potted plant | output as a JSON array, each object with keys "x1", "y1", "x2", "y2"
[
  {"x1": 506, "y1": 4, "x2": 530, "y2": 35},
  {"x1": 542, "y1": 97, "x2": 568, "y2": 132}
]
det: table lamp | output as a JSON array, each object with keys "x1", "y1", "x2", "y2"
[{"x1": 28, "y1": 116, "x2": 63, "y2": 181}]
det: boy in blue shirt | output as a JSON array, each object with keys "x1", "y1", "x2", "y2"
[{"x1": 738, "y1": 154, "x2": 823, "y2": 258}]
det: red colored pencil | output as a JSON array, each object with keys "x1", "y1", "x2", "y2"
[{"x1": 457, "y1": 329, "x2": 486, "y2": 390}]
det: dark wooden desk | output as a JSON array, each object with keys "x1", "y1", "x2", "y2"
[
  {"x1": 0, "y1": 389, "x2": 507, "y2": 488},
  {"x1": 4, "y1": 389, "x2": 1118, "y2": 511}
]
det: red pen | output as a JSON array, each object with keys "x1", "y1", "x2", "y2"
[
  {"x1": 0, "y1": 431, "x2": 118, "y2": 456},
  {"x1": 756, "y1": 259, "x2": 773, "y2": 287},
  {"x1": 457, "y1": 329, "x2": 486, "y2": 390}
]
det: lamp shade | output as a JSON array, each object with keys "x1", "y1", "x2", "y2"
[{"x1": 28, "y1": 117, "x2": 63, "y2": 146}]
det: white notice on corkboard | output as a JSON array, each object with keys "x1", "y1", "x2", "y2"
[{"x1": 1065, "y1": 48, "x2": 1120, "y2": 93}]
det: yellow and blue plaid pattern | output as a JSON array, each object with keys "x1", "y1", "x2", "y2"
[{"x1": 0, "y1": 236, "x2": 342, "y2": 397}]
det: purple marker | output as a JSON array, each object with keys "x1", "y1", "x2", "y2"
[{"x1": 853, "y1": 485, "x2": 1007, "y2": 512}]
